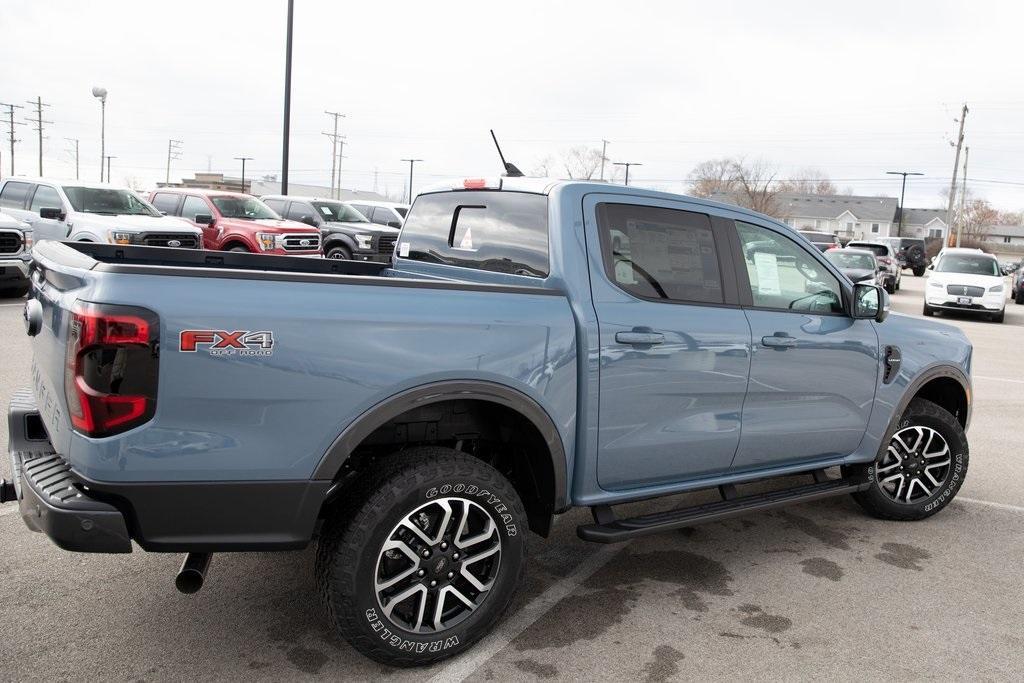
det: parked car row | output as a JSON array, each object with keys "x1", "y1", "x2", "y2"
[{"x1": 0, "y1": 177, "x2": 411, "y2": 294}]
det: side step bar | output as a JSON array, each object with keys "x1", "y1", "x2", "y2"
[{"x1": 577, "y1": 471, "x2": 870, "y2": 543}]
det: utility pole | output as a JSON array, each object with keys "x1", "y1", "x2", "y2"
[
  {"x1": 92, "y1": 87, "x2": 108, "y2": 181},
  {"x1": 25, "y1": 97, "x2": 52, "y2": 176},
  {"x1": 401, "y1": 159, "x2": 423, "y2": 203},
  {"x1": 0, "y1": 102, "x2": 24, "y2": 177},
  {"x1": 885, "y1": 170, "x2": 923, "y2": 237},
  {"x1": 105, "y1": 155, "x2": 116, "y2": 183},
  {"x1": 324, "y1": 111, "x2": 346, "y2": 199},
  {"x1": 373, "y1": 167, "x2": 379, "y2": 194},
  {"x1": 336, "y1": 138, "x2": 347, "y2": 197},
  {"x1": 280, "y1": 0, "x2": 295, "y2": 195},
  {"x1": 945, "y1": 103, "x2": 968, "y2": 241},
  {"x1": 599, "y1": 139, "x2": 610, "y2": 181},
  {"x1": 235, "y1": 156, "x2": 253, "y2": 193},
  {"x1": 65, "y1": 138, "x2": 80, "y2": 179},
  {"x1": 956, "y1": 146, "x2": 970, "y2": 248},
  {"x1": 165, "y1": 139, "x2": 183, "y2": 185},
  {"x1": 613, "y1": 161, "x2": 642, "y2": 186}
]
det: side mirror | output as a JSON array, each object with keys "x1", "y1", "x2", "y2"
[
  {"x1": 387, "y1": 220, "x2": 401, "y2": 228},
  {"x1": 853, "y1": 283, "x2": 889, "y2": 323},
  {"x1": 194, "y1": 214, "x2": 213, "y2": 225},
  {"x1": 39, "y1": 206, "x2": 64, "y2": 221},
  {"x1": 300, "y1": 215, "x2": 319, "y2": 227}
]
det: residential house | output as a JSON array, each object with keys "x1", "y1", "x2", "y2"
[
  {"x1": 979, "y1": 225, "x2": 1024, "y2": 246},
  {"x1": 774, "y1": 193, "x2": 898, "y2": 240},
  {"x1": 897, "y1": 208, "x2": 948, "y2": 240}
]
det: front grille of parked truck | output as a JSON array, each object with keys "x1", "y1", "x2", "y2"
[
  {"x1": 279, "y1": 233, "x2": 322, "y2": 251},
  {"x1": 133, "y1": 233, "x2": 200, "y2": 249},
  {"x1": 0, "y1": 230, "x2": 22, "y2": 255},
  {"x1": 376, "y1": 234, "x2": 397, "y2": 257}
]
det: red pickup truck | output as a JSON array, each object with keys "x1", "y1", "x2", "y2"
[{"x1": 149, "y1": 188, "x2": 322, "y2": 256}]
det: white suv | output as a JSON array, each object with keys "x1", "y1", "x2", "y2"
[
  {"x1": 0, "y1": 178, "x2": 203, "y2": 249},
  {"x1": 924, "y1": 248, "x2": 1006, "y2": 323},
  {"x1": 344, "y1": 200, "x2": 409, "y2": 228}
]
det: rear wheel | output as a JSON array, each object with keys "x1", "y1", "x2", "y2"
[
  {"x1": 847, "y1": 398, "x2": 967, "y2": 521},
  {"x1": 326, "y1": 244, "x2": 352, "y2": 260},
  {"x1": 316, "y1": 447, "x2": 527, "y2": 667},
  {"x1": 1016, "y1": 287, "x2": 1024, "y2": 305}
]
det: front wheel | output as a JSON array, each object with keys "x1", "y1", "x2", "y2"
[
  {"x1": 326, "y1": 245, "x2": 352, "y2": 260},
  {"x1": 991, "y1": 309, "x2": 1005, "y2": 323},
  {"x1": 922, "y1": 303, "x2": 934, "y2": 317},
  {"x1": 847, "y1": 398, "x2": 968, "y2": 521},
  {"x1": 1016, "y1": 287, "x2": 1024, "y2": 305},
  {"x1": 912, "y1": 266, "x2": 926, "y2": 277},
  {"x1": 316, "y1": 447, "x2": 527, "y2": 667}
]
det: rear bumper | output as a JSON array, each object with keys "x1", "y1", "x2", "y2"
[{"x1": 6, "y1": 388, "x2": 332, "y2": 553}]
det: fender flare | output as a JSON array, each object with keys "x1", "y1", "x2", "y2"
[
  {"x1": 312, "y1": 380, "x2": 569, "y2": 511},
  {"x1": 218, "y1": 234, "x2": 254, "y2": 251},
  {"x1": 889, "y1": 363, "x2": 971, "y2": 435},
  {"x1": 323, "y1": 233, "x2": 357, "y2": 255}
]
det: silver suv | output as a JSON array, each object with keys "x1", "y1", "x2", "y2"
[{"x1": 847, "y1": 240, "x2": 902, "y2": 293}]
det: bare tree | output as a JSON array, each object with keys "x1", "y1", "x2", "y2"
[
  {"x1": 958, "y1": 198, "x2": 1000, "y2": 241},
  {"x1": 776, "y1": 167, "x2": 841, "y2": 195},
  {"x1": 531, "y1": 146, "x2": 621, "y2": 180},
  {"x1": 688, "y1": 157, "x2": 784, "y2": 217}
]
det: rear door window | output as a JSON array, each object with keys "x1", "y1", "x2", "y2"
[
  {"x1": 0, "y1": 181, "x2": 32, "y2": 209},
  {"x1": 400, "y1": 191, "x2": 549, "y2": 277},
  {"x1": 285, "y1": 202, "x2": 317, "y2": 223},
  {"x1": 597, "y1": 203, "x2": 724, "y2": 304},
  {"x1": 263, "y1": 198, "x2": 286, "y2": 214},
  {"x1": 151, "y1": 193, "x2": 182, "y2": 215},
  {"x1": 371, "y1": 207, "x2": 395, "y2": 225}
]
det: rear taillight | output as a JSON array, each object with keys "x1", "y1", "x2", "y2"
[
  {"x1": 878, "y1": 257, "x2": 892, "y2": 265},
  {"x1": 64, "y1": 302, "x2": 159, "y2": 437}
]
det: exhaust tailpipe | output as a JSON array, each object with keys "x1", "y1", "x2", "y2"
[{"x1": 175, "y1": 552, "x2": 212, "y2": 594}]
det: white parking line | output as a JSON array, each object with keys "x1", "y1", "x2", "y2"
[
  {"x1": 959, "y1": 496, "x2": 1024, "y2": 513},
  {"x1": 428, "y1": 543, "x2": 627, "y2": 683},
  {"x1": 0, "y1": 302, "x2": 26, "y2": 308},
  {"x1": 973, "y1": 375, "x2": 1024, "y2": 385}
]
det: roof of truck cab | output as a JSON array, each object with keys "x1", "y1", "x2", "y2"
[
  {"x1": 260, "y1": 195, "x2": 343, "y2": 203},
  {"x1": 416, "y1": 177, "x2": 795, "y2": 228},
  {"x1": 152, "y1": 187, "x2": 251, "y2": 198},
  {"x1": 2, "y1": 176, "x2": 130, "y2": 190}
]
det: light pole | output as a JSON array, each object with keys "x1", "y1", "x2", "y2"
[
  {"x1": 105, "y1": 155, "x2": 116, "y2": 183},
  {"x1": 886, "y1": 170, "x2": 923, "y2": 237},
  {"x1": 401, "y1": 159, "x2": 423, "y2": 203},
  {"x1": 280, "y1": 0, "x2": 294, "y2": 195},
  {"x1": 235, "y1": 156, "x2": 254, "y2": 193},
  {"x1": 613, "y1": 161, "x2": 642, "y2": 186},
  {"x1": 92, "y1": 86, "x2": 107, "y2": 181}
]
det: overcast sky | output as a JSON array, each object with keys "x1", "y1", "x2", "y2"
[{"x1": 2, "y1": 0, "x2": 1022, "y2": 209}]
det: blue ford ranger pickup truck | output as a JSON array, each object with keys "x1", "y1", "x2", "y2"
[{"x1": 2, "y1": 177, "x2": 972, "y2": 666}]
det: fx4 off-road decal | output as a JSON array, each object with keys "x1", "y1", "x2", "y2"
[
  {"x1": 179, "y1": 330, "x2": 275, "y2": 357},
  {"x1": 425, "y1": 483, "x2": 518, "y2": 537}
]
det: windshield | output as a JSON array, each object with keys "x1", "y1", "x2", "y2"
[
  {"x1": 62, "y1": 186, "x2": 160, "y2": 216},
  {"x1": 801, "y1": 232, "x2": 834, "y2": 243},
  {"x1": 313, "y1": 201, "x2": 368, "y2": 222},
  {"x1": 849, "y1": 243, "x2": 887, "y2": 257},
  {"x1": 936, "y1": 254, "x2": 1000, "y2": 276},
  {"x1": 211, "y1": 196, "x2": 279, "y2": 220},
  {"x1": 826, "y1": 251, "x2": 876, "y2": 270}
]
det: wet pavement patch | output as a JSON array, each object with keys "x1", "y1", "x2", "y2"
[
  {"x1": 799, "y1": 557, "x2": 843, "y2": 581},
  {"x1": 777, "y1": 511, "x2": 851, "y2": 550},
  {"x1": 591, "y1": 549, "x2": 735, "y2": 613},
  {"x1": 641, "y1": 644, "x2": 685, "y2": 682},
  {"x1": 513, "y1": 658, "x2": 559, "y2": 679},
  {"x1": 874, "y1": 542, "x2": 931, "y2": 571},
  {"x1": 286, "y1": 645, "x2": 329, "y2": 674},
  {"x1": 513, "y1": 586, "x2": 637, "y2": 651},
  {"x1": 737, "y1": 604, "x2": 793, "y2": 634}
]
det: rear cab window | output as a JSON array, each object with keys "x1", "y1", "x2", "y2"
[
  {"x1": 398, "y1": 191, "x2": 549, "y2": 277},
  {"x1": 0, "y1": 181, "x2": 32, "y2": 209}
]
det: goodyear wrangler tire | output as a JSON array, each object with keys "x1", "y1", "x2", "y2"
[
  {"x1": 316, "y1": 447, "x2": 527, "y2": 667},
  {"x1": 847, "y1": 398, "x2": 968, "y2": 521}
]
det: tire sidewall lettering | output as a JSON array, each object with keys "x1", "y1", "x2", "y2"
[{"x1": 426, "y1": 483, "x2": 518, "y2": 537}]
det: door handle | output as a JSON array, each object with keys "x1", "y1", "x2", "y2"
[
  {"x1": 616, "y1": 330, "x2": 665, "y2": 345},
  {"x1": 761, "y1": 333, "x2": 797, "y2": 348}
]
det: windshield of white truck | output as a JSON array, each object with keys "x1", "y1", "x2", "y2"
[
  {"x1": 211, "y1": 196, "x2": 279, "y2": 220},
  {"x1": 313, "y1": 202, "x2": 369, "y2": 223},
  {"x1": 399, "y1": 191, "x2": 548, "y2": 277},
  {"x1": 62, "y1": 186, "x2": 160, "y2": 216}
]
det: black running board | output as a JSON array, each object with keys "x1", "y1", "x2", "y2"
[{"x1": 577, "y1": 473, "x2": 870, "y2": 543}]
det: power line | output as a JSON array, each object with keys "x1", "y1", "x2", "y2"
[
  {"x1": 324, "y1": 111, "x2": 346, "y2": 199},
  {"x1": 0, "y1": 102, "x2": 24, "y2": 177},
  {"x1": 166, "y1": 139, "x2": 183, "y2": 184},
  {"x1": 65, "y1": 138, "x2": 80, "y2": 179},
  {"x1": 25, "y1": 96, "x2": 52, "y2": 176}
]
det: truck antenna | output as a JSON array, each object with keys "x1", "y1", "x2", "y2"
[{"x1": 490, "y1": 129, "x2": 524, "y2": 177}]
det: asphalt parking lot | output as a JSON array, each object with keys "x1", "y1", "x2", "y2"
[{"x1": 1, "y1": 274, "x2": 1022, "y2": 681}]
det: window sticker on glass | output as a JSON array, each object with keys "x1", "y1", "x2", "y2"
[
  {"x1": 457, "y1": 226, "x2": 475, "y2": 251},
  {"x1": 320, "y1": 205, "x2": 332, "y2": 215},
  {"x1": 753, "y1": 252, "x2": 782, "y2": 296},
  {"x1": 399, "y1": 242, "x2": 410, "y2": 257}
]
